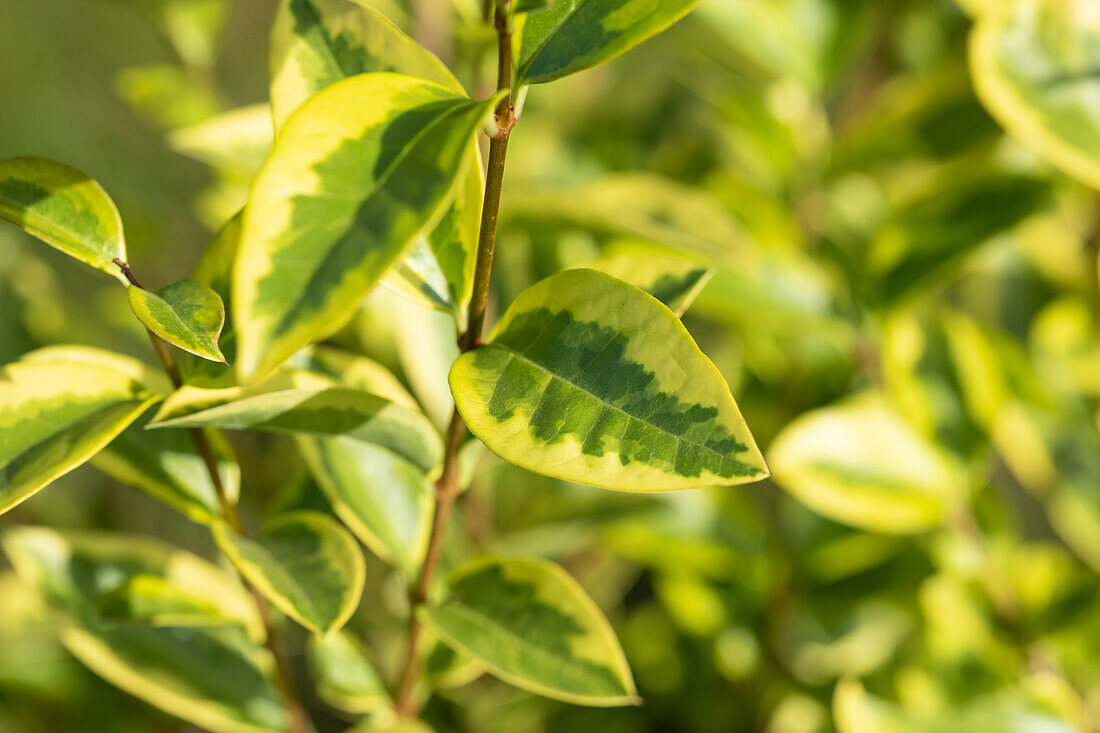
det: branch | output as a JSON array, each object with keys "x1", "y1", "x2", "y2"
[{"x1": 393, "y1": 0, "x2": 516, "y2": 716}]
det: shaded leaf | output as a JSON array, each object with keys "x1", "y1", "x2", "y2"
[
  {"x1": 422, "y1": 554, "x2": 638, "y2": 706},
  {"x1": 128, "y1": 280, "x2": 227, "y2": 363},
  {"x1": 309, "y1": 630, "x2": 390, "y2": 713},
  {"x1": 0, "y1": 157, "x2": 128, "y2": 283},
  {"x1": 768, "y1": 395, "x2": 968, "y2": 533},
  {"x1": 213, "y1": 511, "x2": 366, "y2": 636},
  {"x1": 234, "y1": 73, "x2": 502, "y2": 379},
  {"x1": 450, "y1": 269, "x2": 767, "y2": 491}
]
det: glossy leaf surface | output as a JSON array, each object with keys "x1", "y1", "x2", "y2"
[
  {"x1": 583, "y1": 251, "x2": 714, "y2": 317},
  {"x1": 213, "y1": 511, "x2": 366, "y2": 636},
  {"x1": 768, "y1": 395, "x2": 968, "y2": 533},
  {"x1": 450, "y1": 269, "x2": 767, "y2": 491},
  {"x1": 515, "y1": 0, "x2": 702, "y2": 86},
  {"x1": 0, "y1": 157, "x2": 128, "y2": 283},
  {"x1": 970, "y1": 0, "x2": 1100, "y2": 189},
  {"x1": 0, "y1": 353, "x2": 159, "y2": 515},
  {"x1": 234, "y1": 73, "x2": 500, "y2": 379},
  {"x1": 128, "y1": 280, "x2": 228, "y2": 363},
  {"x1": 423, "y1": 555, "x2": 637, "y2": 706}
]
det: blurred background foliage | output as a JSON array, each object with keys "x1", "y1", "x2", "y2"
[{"x1": 2, "y1": 0, "x2": 1100, "y2": 731}]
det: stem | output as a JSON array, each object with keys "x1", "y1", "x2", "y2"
[
  {"x1": 393, "y1": 1, "x2": 516, "y2": 716},
  {"x1": 114, "y1": 260, "x2": 311, "y2": 733}
]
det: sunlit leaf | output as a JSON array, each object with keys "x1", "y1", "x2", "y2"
[
  {"x1": 168, "y1": 105, "x2": 274, "y2": 177},
  {"x1": 970, "y1": 0, "x2": 1100, "y2": 190},
  {"x1": 0, "y1": 157, "x2": 128, "y2": 283},
  {"x1": 128, "y1": 280, "x2": 228, "y2": 363},
  {"x1": 309, "y1": 630, "x2": 390, "y2": 713},
  {"x1": 768, "y1": 395, "x2": 968, "y2": 533},
  {"x1": 514, "y1": 0, "x2": 702, "y2": 86},
  {"x1": 0, "y1": 353, "x2": 159, "y2": 515},
  {"x1": 234, "y1": 73, "x2": 502, "y2": 379},
  {"x1": 582, "y1": 249, "x2": 714, "y2": 317},
  {"x1": 422, "y1": 555, "x2": 638, "y2": 706},
  {"x1": 213, "y1": 511, "x2": 366, "y2": 636},
  {"x1": 450, "y1": 269, "x2": 767, "y2": 491}
]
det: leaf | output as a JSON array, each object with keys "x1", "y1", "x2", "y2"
[
  {"x1": 767, "y1": 395, "x2": 969, "y2": 534},
  {"x1": 514, "y1": 0, "x2": 702, "y2": 86},
  {"x1": 0, "y1": 354, "x2": 159, "y2": 515},
  {"x1": 970, "y1": 0, "x2": 1100, "y2": 190},
  {"x1": 349, "y1": 720, "x2": 435, "y2": 733},
  {"x1": 213, "y1": 511, "x2": 366, "y2": 636},
  {"x1": 582, "y1": 249, "x2": 714, "y2": 317},
  {"x1": 298, "y1": 345, "x2": 419, "y2": 409},
  {"x1": 449, "y1": 269, "x2": 767, "y2": 491},
  {"x1": 309, "y1": 630, "x2": 390, "y2": 713},
  {"x1": 269, "y1": 0, "x2": 463, "y2": 130},
  {"x1": 149, "y1": 369, "x2": 443, "y2": 474},
  {"x1": 168, "y1": 104, "x2": 274, "y2": 177},
  {"x1": 128, "y1": 280, "x2": 228, "y2": 363},
  {"x1": 92, "y1": 414, "x2": 240, "y2": 525},
  {"x1": 868, "y1": 173, "x2": 1051, "y2": 303},
  {"x1": 268, "y1": 0, "x2": 485, "y2": 320},
  {"x1": 234, "y1": 73, "x2": 502, "y2": 379},
  {"x1": 297, "y1": 435, "x2": 434, "y2": 574},
  {"x1": 94, "y1": 574, "x2": 246, "y2": 630},
  {"x1": 114, "y1": 64, "x2": 221, "y2": 131},
  {"x1": 0, "y1": 157, "x2": 128, "y2": 283},
  {"x1": 1, "y1": 527, "x2": 284, "y2": 732},
  {"x1": 422, "y1": 554, "x2": 638, "y2": 706}
]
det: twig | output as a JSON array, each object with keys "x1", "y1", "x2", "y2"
[{"x1": 392, "y1": 0, "x2": 516, "y2": 716}]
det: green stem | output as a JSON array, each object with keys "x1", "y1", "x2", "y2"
[
  {"x1": 115, "y1": 259, "x2": 311, "y2": 733},
  {"x1": 392, "y1": 0, "x2": 516, "y2": 716}
]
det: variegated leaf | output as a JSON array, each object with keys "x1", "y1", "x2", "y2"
[
  {"x1": 1, "y1": 526, "x2": 281, "y2": 733},
  {"x1": 213, "y1": 511, "x2": 366, "y2": 636},
  {"x1": 0, "y1": 351, "x2": 160, "y2": 515},
  {"x1": 0, "y1": 157, "x2": 128, "y2": 283},
  {"x1": 234, "y1": 73, "x2": 500, "y2": 379},
  {"x1": 422, "y1": 555, "x2": 638, "y2": 706},
  {"x1": 582, "y1": 249, "x2": 714, "y2": 317},
  {"x1": 308, "y1": 630, "x2": 390, "y2": 713},
  {"x1": 449, "y1": 269, "x2": 767, "y2": 491},
  {"x1": 768, "y1": 395, "x2": 969, "y2": 533},
  {"x1": 970, "y1": 0, "x2": 1100, "y2": 190},
  {"x1": 148, "y1": 369, "x2": 442, "y2": 474},
  {"x1": 270, "y1": 0, "x2": 483, "y2": 321},
  {"x1": 128, "y1": 280, "x2": 228, "y2": 363},
  {"x1": 515, "y1": 0, "x2": 702, "y2": 86}
]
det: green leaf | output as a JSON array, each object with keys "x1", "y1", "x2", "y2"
[
  {"x1": 213, "y1": 510, "x2": 366, "y2": 636},
  {"x1": 422, "y1": 555, "x2": 638, "y2": 706},
  {"x1": 128, "y1": 280, "x2": 228, "y2": 363},
  {"x1": 767, "y1": 395, "x2": 969, "y2": 534},
  {"x1": 297, "y1": 435, "x2": 434, "y2": 574},
  {"x1": 94, "y1": 574, "x2": 247, "y2": 630},
  {"x1": 268, "y1": 0, "x2": 484, "y2": 320},
  {"x1": 449, "y1": 269, "x2": 767, "y2": 491},
  {"x1": 234, "y1": 73, "x2": 502, "y2": 379},
  {"x1": 349, "y1": 720, "x2": 435, "y2": 733},
  {"x1": 149, "y1": 369, "x2": 443, "y2": 474},
  {"x1": 1, "y1": 526, "x2": 282, "y2": 733},
  {"x1": 298, "y1": 345, "x2": 419, "y2": 409},
  {"x1": 309, "y1": 630, "x2": 390, "y2": 713},
  {"x1": 114, "y1": 64, "x2": 221, "y2": 131},
  {"x1": 582, "y1": 249, "x2": 714, "y2": 317},
  {"x1": 0, "y1": 353, "x2": 159, "y2": 515},
  {"x1": 168, "y1": 104, "x2": 274, "y2": 177},
  {"x1": 514, "y1": 0, "x2": 702, "y2": 86},
  {"x1": 270, "y1": 0, "x2": 463, "y2": 130},
  {"x1": 970, "y1": 0, "x2": 1100, "y2": 190},
  {"x1": 0, "y1": 157, "x2": 128, "y2": 284},
  {"x1": 92, "y1": 415, "x2": 240, "y2": 525},
  {"x1": 515, "y1": 0, "x2": 554, "y2": 13}
]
